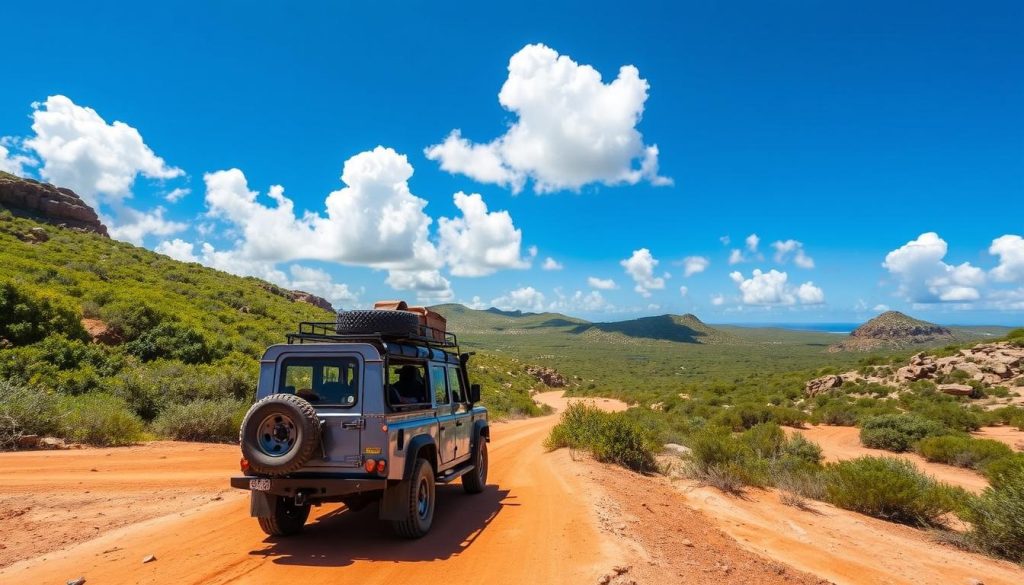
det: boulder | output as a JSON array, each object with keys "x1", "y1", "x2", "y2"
[
  {"x1": 939, "y1": 384, "x2": 974, "y2": 396},
  {"x1": 896, "y1": 363, "x2": 935, "y2": 382},
  {"x1": 286, "y1": 290, "x2": 335, "y2": 313},
  {"x1": 526, "y1": 365, "x2": 568, "y2": 388},
  {"x1": 805, "y1": 375, "x2": 843, "y2": 397}
]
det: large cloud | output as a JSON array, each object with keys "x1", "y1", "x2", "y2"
[
  {"x1": 729, "y1": 269, "x2": 824, "y2": 305},
  {"x1": 882, "y1": 232, "x2": 985, "y2": 303},
  {"x1": 620, "y1": 248, "x2": 666, "y2": 297},
  {"x1": 437, "y1": 192, "x2": 531, "y2": 276},
  {"x1": 425, "y1": 44, "x2": 671, "y2": 193},
  {"x1": 23, "y1": 95, "x2": 183, "y2": 206},
  {"x1": 990, "y1": 235, "x2": 1024, "y2": 283},
  {"x1": 491, "y1": 286, "x2": 547, "y2": 313}
]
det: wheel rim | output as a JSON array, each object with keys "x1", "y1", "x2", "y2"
[
  {"x1": 416, "y1": 477, "x2": 430, "y2": 519},
  {"x1": 257, "y1": 413, "x2": 298, "y2": 457}
]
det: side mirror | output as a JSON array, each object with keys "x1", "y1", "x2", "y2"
[{"x1": 469, "y1": 383, "x2": 481, "y2": 403}]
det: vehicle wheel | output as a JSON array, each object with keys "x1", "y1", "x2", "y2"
[
  {"x1": 240, "y1": 394, "x2": 321, "y2": 476},
  {"x1": 462, "y1": 439, "x2": 488, "y2": 494},
  {"x1": 257, "y1": 496, "x2": 311, "y2": 536},
  {"x1": 391, "y1": 458, "x2": 435, "y2": 538},
  {"x1": 335, "y1": 309, "x2": 420, "y2": 337}
]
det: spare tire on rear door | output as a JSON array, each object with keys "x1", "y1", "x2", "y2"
[
  {"x1": 335, "y1": 309, "x2": 420, "y2": 337},
  {"x1": 240, "y1": 394, "x2": 321, "y2": 476}
]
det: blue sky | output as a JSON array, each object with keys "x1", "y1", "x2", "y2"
[{"x1": 1, "y1": 1, "x2": 1022, "y2": 324}]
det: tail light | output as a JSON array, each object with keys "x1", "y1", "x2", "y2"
[
  {"x1": 376, "y1": 460, "x2": 387, "y2": 474},
  {"x1": 364, "y1": 459, "x2": 376, "y2": 473},
  {"x1": 240, "y1": 457, "x2": 250, "y2": 473}
]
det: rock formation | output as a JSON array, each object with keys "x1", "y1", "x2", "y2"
[
  {"x1": 830, "y1": 311, "x2": 954, "y2": 352},
  {"x1": 0, "y1": 171, "x2": 109, "y2": 236},
  {"x1": 526, "y1": 365, "x2": 568, "y2": 388}
]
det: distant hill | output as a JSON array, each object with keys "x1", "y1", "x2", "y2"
[
  {"x1": 830, "y1": 311, "x2": 954, "y2": 352},
  {"x1": 570, "y1": 313, "x2": 729, "y2": 344}
]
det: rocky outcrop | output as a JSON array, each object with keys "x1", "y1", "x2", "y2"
[
  {"x1": 830, "y1": 311, "x2": 954, "y2": 352},
  {"x1": 805, "y1": 374, "x2": 843, "y2": 397},
  {"x1": 0, "y1": 172, "x2": 108, "y2": 236},
  {"x1": 526, "y1": 365, "x2": 568, "y2": 388},
  {"x1": 287, "y1": 290, "x2": 334, "y2": 313}
]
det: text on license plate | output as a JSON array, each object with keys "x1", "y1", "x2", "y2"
[{"x1": 249, "y1": 479, "x2": 272, "y2": 491}]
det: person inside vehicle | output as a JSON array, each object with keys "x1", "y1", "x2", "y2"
[{"x1": 390, "y1": 364, "x2": 425, "y2": 405}]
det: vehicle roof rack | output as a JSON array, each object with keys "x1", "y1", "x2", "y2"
[{"x1": 286, "y1": 321, "x2": 461, "y2": 355}]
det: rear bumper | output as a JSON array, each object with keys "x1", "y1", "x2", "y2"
[{"x1": 230, "y1": 476, "x2": 387, "y2": 498}]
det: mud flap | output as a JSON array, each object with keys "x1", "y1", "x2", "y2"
[
  {"x1": 250, "y1": 491, "x2": 277, "y2": 518},
  {"x1": 378, "y1": 481, "x2": 406, "y2": 521}
]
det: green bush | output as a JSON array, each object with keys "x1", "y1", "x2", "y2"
[
  {"x1": 965, "y1": 466, "x2": 1024, "y2": 562},
  {"x1": 860, "y1": 414, "x2": 947, "y2": 452},
  {"x1": 0, "y1": 379, "x2": 62, "y2": 448},
  {"x1": 153, "y1": 399, "x2": 248, "y2": 442},
  {"x1": 982, "y1": 455, "x2": 1024, "y2": 489},
  {"x1": 0, "y1": 281, "x2": 87, "y2": 345},
  {"x1": 124, "y1": 322, "x2": 219, "y2": 364},
  {"x1": 824, "y1": 456, "x2": 963, "y2": 526},
  {"x1": 916, "y1": 435, "x2": 1013, "y2": 470},
  {"x1": 546, "y1": 403, "x2": 657, "y2": 472},
  {"x1": 58, "y1": 394, "x2": 145, "y2": 446}
]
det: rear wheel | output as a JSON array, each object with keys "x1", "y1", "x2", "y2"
[
  {"x1": 257, "y1": 496, "x2": 310, "y2": 536},
  {"x1": 391, "y1": 458, "x2": 435, "y2": 538},
  {"x1": 462, "y1": 439, "x2": 488, "y2": 494}
]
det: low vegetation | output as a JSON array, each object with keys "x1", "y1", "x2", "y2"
[{"x1": 545, "y1": 402, "x2": 658, "y2": 472}]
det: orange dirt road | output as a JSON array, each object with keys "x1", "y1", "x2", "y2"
[{"x1": 0, "y1": 395, "x2": 624, "y2": 585}]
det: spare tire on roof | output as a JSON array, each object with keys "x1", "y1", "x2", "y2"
[{"x1": 336, "y1": 309, "x2": 420, "y2": 337}]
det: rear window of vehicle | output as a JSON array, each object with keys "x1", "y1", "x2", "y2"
[{"x1": 278, "y1": 357, "x2": 359, "y2": 407}]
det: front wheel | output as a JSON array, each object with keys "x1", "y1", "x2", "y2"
[
  {"x1": 257, "y1": 496, "x2": 311, "y2": 536},
  {"x1": 462, "y1": 439, "x2": 488, "y2": 494},
  {"x1": 391, "y1": 458, "x2": 435, "y2": 538}
]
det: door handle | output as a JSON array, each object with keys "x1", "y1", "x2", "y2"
[
  {"x1": 455, "y1": 421, "x2": 463, "y2": 427},
  {"x1": 341, "y1": 419, "x2": 364, "y2": 429},
  {"x1": 439, "y1": 426, "x2": 446, "y2": 431}
]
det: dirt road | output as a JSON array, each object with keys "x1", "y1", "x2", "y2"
[{"x1": 1, "y1": 392, "x2": 826, "y2": 585}]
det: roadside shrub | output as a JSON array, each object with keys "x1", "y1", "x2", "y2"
[
  {"x1": 684, "y1": 424, "x2": 823, "y2": 492},
  {"x1": 965, "y1": 466, "x2": 1024, "y2": 562},
  {"x1": 546, "y1": 403, "x2": 657, "y2": 472},
  {"x1": 58, "y1": 394, "x2": 145, "y2": 446},
  {"x1": 916, "y1": 435, "x2": 1013, "y2": 470},
  {"x1": 124, "y1": 322, "x2": 219, "y2": 364},
  {"x1": 153, "y1": 399, "x2": 248, "y2": 442},
  {"x1": 824, "y1": 456, "x2": 963, "y2": 526},
  {"x1": 0, "y1": 379, "x2": 61, "y2": 448},
  {"x1": 982, "y1": 454, "x2": 1024, "y2": 489},
  {"x1": 860, "y1": 414, "x2": 947, "y2": 452}
]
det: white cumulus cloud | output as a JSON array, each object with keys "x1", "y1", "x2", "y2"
[
  {"x1": 681, "y1": 256, "x2": 709, "y2": 277},
  {"x1": 164, "y1": 187, "x2": 191, "y2": 203},
  {"x1": 0, "y1": 142, "x2": 34, "y2": 175},
  {"x1": 438, "y1": 192, "x2": 531, "y2": 277},
  {"x1": 990, "y1": 234, "x2": 1024, "y2": 283},
  {"x1": 107, "y1": 205, "x2": 186, "y2": 245},
  {"x1": 620, "y1": 248, "x2": 666, "y2": 297},
  {"x1": 882, "y1": 232, "x2": 985, "y2": 303},
  {"x1": 425, "y1": 43, "x2": 671, "y2": 194},
  {"x1": 288, "y1": 265, "x2": 360, "y2": 308},
  {"x1": 772, "y1": 239, "x2": 815, "y2": 269},
  {"x1": 542, "y1": 257, "x2": 564, "y2": 271},
  {"x1": 491, "y1": 286, "x2": 546, "y2": 313},
  {"x1": 588, "y1": 277, "x2": 618, "y2": 290},
  {"x1": 729, "y1": 269, "x2": 824, "y2": 306},
  {"x1": 23, "y1": 95, "x2": 183, "y2": 207}
]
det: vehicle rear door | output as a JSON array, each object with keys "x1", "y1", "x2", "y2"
[
  {"x1": 430, "y1": 363, "x2": 456, "y2": 464},
  {"x1": 278, "y1": 354, "x2": 363, "y2": 468}
]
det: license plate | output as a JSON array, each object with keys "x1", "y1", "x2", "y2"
[{"x1": 249, "y1": 479, "x2": 272, "y2": 492}]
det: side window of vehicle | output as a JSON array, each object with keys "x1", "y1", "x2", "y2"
[
  {"x1": 431, "y1": 365, "x2": 450, "y2": 406},
  {"x1": 447, "y1": 366, "x2": 464, "y2": 403},
  {"x1": 386, "y1": 363, "x2": 429, "y2": 408}
]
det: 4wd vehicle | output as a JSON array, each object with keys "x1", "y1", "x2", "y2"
[{"x1": 230, "y1": 302, "x2": 489, "y2": 538}]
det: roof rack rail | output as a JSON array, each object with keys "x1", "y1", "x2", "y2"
[{"x1": 285, "y1": 321, "x2": 461, "y2": 354}]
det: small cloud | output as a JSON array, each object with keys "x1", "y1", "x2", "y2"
[
  {"x1": 681, "y1": 256, "x2": 709, "y2": 277},
  {"x1": 542, "y1": 257, "x2": 564, "y2": 271},
  {"x1": 873, "y1": 304, "x2": 890, "y2": 312},
  {"x1": 587, "y1": 276, "x2": 618, "y2": 290},
  {"x1": 164, "y1": 187, "x2": 191, "y2": 203},
  {"x1": 621, "y1": 248, "x2": 665, "y2": 297},
  {"x1": 711, "y1": 294, "x2": 726, "y2": 306},
  {"x1": 679, "y1": 286, "x2": 688, "y2": 297}
]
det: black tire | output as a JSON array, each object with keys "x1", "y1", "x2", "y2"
[
  {"x1": 336, "y1": 310, "x2": 420, "y2": 337},
  {"x1": 257, "y1": 496, "x2": 310, "y2": 536},
  {"x1": 462, "y1": 439, "x2": 488, "y2": 494},
  {"x1": 391, "y1": 458, "x2": 435, "y2": 538},
  {"x1": 240, "y1": 394, "x2": 321, "y2": 476}
]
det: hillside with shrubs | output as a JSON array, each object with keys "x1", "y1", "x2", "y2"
[{"x1": 0, "y1": 209, "x2": 545, "y2": 448}]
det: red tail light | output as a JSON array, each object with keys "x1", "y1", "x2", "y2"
[
  {"x1": 376, "y1": 460, "x2": 387, "y2": 474},
  {"x1": 364, "y1": 459, "x2": 376, "y2": 473},
  {"x1": 240, "y1": 457, "x2": 250, "y2": 473}
]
